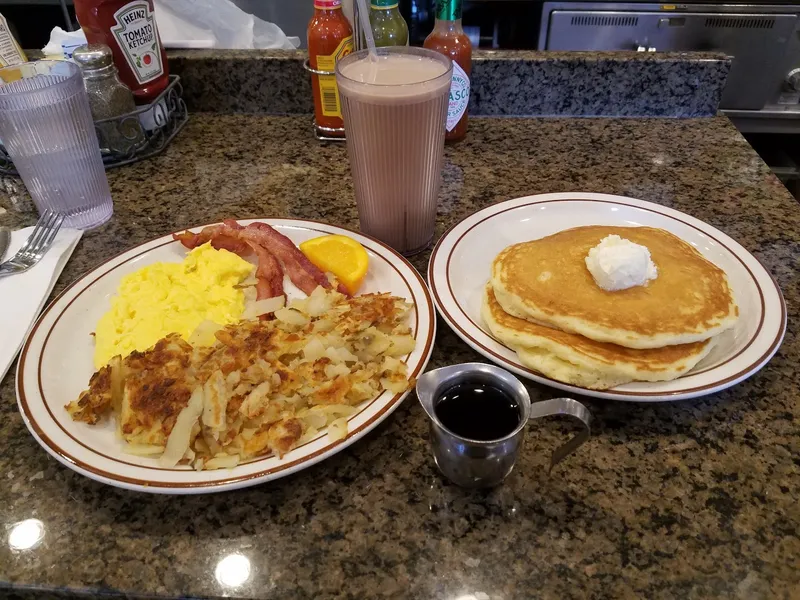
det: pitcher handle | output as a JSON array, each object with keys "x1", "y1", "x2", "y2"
[{"x1": 528, "y1": 398, "x2": 592, "y2": 473}]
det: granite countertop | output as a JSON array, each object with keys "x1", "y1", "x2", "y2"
[
  {"x1": 1, "y1": 114, "x2": 798, "y2": 599},
  {"x1": 168, "y1": 49, "x2": 729, "y2": 118}
]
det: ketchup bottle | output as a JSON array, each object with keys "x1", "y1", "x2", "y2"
[
  {"x1": 424, "y1": 0, "x2": 472, "y2": 142},
  {"x1": 74, "y1": 0, "x2": 169, "y2": 103},
  {"x1": 307, "y1": 0, "x2": 353, "y2": 137}
]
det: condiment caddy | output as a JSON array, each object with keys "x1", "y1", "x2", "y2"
[
  {"x1": 305, "y1": 0, "x2": 472, "y2": 143},
  {"x1": 303, "y1": 59, "x2": 348, "y2": 141},
  {"x1": 0, "y1": 0, "x2": 185, "y2": 174},
  {"x1": 0, "y1": 74, "x2": 187, "y2": 175}
]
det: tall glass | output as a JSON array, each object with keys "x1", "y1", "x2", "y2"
[
  {"x1": 0, "y1": 61, "x2": 113, "y2": 229},
  {"x1": 337, "y1": 47, "x2": 452, "y2": 255}
]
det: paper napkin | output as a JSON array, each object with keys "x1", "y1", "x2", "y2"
[{"x1": 0, "y1": 226, "x2": 82, "y2": 381}]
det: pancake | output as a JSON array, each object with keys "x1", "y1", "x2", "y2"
[
  {"x1": 491, "y1": 226, "x2": 738, "y2": 349},
  {"x1": 481, "y1": 285, "x2": 715, "y2": 390}
]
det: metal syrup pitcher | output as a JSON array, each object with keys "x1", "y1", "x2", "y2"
[{"x1": 416, "y1": 363, "x2": 592, "y2": 489}]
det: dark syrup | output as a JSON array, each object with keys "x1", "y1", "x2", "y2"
[{"x1": 434, "y1": 381, "x2": 521, "y2": 441}]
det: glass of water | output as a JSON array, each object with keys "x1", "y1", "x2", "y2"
[{"x1": 0, "y1": 61, "x2": 113, "y2": 229}]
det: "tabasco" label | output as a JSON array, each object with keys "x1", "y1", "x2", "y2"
[
  {"x1": 446, "y1": 61, "x2": 470, "y2": 132},
  {"x1": 111, "y1": 0, "x2": 164, "y2": 84}
]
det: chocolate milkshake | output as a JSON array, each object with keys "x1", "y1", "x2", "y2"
[{"x1": 336, "y1": 47, "x2": 452, "y2": 254}]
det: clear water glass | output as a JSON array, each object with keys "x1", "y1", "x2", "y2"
[{"x1": 0, "y1": 60, "x2": 113, "y2": 229}]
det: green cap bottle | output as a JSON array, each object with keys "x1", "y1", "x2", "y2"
[
  {"x1": 435, "y1": 0, "x2": 462, "y2": 21},
  {"x1": 369, "y1": 0, "x2": 408, "y2": 46}
]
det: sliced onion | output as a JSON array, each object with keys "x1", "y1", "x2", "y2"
[
  {"x1": 160, "y1": 386, "x2": 204, "y2": 467},
  {"x1": 204, "y1": 454, "x2": 240, "y2": 470},
  {"x1": 302, "y1": 337, "x2": 325, "y2": 362},
  {"x1": 237, "y1": 273, "x2": 258, "y2": 288},
  {"x1": 327, "y1": 417, "x2": 349, "y2": 442},
  {"x1": 189, "y1": 320, "x2": 223, "y2": 347},
  {"x1": 122, "y1": 443, "x2": 164, "y2": 456},
  {"x1": 242, "y1": 295, "x2": 285, "y2": 320},
  {"x1": 275, "y1": 307, "x2": 309, "y2": 326},
  {"x1": 202, "y1": 371, "x2": 228, "y2": 431},
  {"x1": 306, "y1": 286, "x2": 331, "y2": 317}
]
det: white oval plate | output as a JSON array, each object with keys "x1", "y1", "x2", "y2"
[
  {"x1": 428, "y1": 193, "x2": 786, "y2": 401},
  {"x1": 17, "y1": 219, "x2": 435, "y2": 494}
]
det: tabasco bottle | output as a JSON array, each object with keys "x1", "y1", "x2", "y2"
[
  {"x1": 423, "y1": 0, "x2": 471, "y2": 142},
  {"x1": 73, "y1": 0, "x2": 169, "y2": 104},
  {"x1": 307, "y1": 0, "x2": 354, "y2": 137}
]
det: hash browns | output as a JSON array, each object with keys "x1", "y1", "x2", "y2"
[{"x1": 66, "y1": 287, "x2": 416, "y2": 470}]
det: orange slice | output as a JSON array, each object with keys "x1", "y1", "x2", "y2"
[{"x1": 300, "y1": 234, "x2": 369, "y2": 295}]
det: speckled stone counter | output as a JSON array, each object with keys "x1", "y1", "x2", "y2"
[
  {"x1": 1, "y1": 114, "x2": 798, "y2": 599},
  {"x1": 168, "y1": 49, "x2": 730, "y2": 117}
]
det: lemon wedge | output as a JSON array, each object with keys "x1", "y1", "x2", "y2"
[{"x1": 300, "y1": 234, "x2": 369, "y2": 294}]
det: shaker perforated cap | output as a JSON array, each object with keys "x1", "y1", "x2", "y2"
[{"x1": 72, "y1": 44, "x2": 114, "y2": 70}]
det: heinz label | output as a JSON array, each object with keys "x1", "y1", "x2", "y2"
[
  {"x1": 447, "y1": 61, "x2": 470, "y2": 132},
  {"x1": 111, "y1": 1, "x2": 164, "y2": 84}
]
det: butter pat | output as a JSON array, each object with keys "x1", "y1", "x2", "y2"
[{"x1": 585, "y1": 235, "x2": 658, "y2": 291}]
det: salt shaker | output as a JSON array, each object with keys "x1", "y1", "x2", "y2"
[{"x1": 73, "y1": 44, "x2": 145, "y2": 155}]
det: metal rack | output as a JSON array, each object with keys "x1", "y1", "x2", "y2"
[{"x1": 0, "y1": 74, "x2": 188, "y2": 175}]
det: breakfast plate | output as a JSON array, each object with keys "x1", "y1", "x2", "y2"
[
  {"x1": 428, "y1": 193, "x2": 786, "y2": 401},
  {"x1": 17, "y1": 219, "x2": 435, "y2": 494}
]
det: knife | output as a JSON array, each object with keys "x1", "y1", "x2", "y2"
[{"x1": 0, "y1": 227, "x2": 9, "y2": 261}]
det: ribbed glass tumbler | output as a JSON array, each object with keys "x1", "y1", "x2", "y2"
[
  {"x1": 337, "y1": 47, "x2": 451, "y2": 256},
  {"x1": 0, "y1": 61, "x2": 112, "y2": 229}
]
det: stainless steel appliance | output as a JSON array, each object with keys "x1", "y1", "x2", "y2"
[
  {"x1": 406, "y1": 0, "x2": 543, "y2": 48},
  {"x1": 538, "y1": 2, "x2": 800, "y2": 133}
]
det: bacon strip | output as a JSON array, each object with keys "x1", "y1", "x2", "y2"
[
  {"x1": 173, "y1": 225, "x2": 250, "y2": 255},
  {"x1": 173, "y1": 220, "x2": 352, "y2": 299},
  {"x1": 246, "y1": 241, "x2": 284, "y2": 299},
  {"x1": 243, "y1": 223, "x2": 350, "y2": 296},
  {"x1": 223, "y1": 219, "x2": 244, "y2": 231},
  {"x1": 238, "y1": 223, "x2": 332, "y2": 295}
]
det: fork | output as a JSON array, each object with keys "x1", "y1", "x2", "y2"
[{"x1": 0, "y1": 210, "x2": 64, "y2": 278}]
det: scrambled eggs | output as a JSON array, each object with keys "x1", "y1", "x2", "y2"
[{"x1": 93, "y1": 243, "x2": 254, "y2": 368}]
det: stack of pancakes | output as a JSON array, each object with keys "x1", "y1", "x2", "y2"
[{"x1": 482, "y1": 226, "x2": 739, "y2": 390}]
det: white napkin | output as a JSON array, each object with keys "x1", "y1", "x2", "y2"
[{"x1": 0, "y1": 227, "x2": 82, "y2": 381}]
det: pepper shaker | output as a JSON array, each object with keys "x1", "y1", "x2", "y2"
[{"x1": 73, "y1": 44, "x2": 145, "y2": 155}]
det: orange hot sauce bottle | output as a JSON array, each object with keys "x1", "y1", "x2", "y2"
[
  {"x1": 424, "y1": 0, "x2": 472, "y2": 142},
  {"x1": 307, "y1": 0, "x2": 354, "y2": 137}
]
